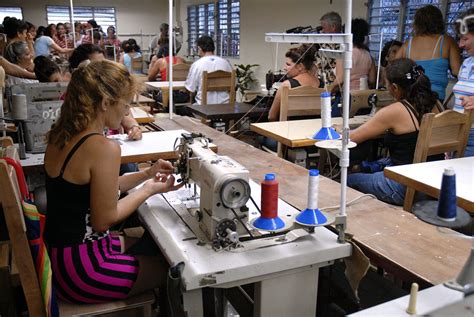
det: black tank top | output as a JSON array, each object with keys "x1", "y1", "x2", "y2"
[
  {"x1": 384, "y1": 100, "x2": 420, "y2": 166},
  {"x1": 44, "y1": 133, "x2": 106, "y2": 247},
  {"x1": 288, "y1": 78, "x2": 301, "y2": 88}
]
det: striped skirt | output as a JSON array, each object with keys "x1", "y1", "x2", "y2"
[{"x1": 49, "y1": 235, "x2": 139, "y2": 303}]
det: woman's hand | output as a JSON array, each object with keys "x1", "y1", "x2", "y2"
[
  {"x1": 460, "y1": 96, "x2": 474, "y2": 110},
  {"x1": 127, "y1": 125, "x2": 142, "y2": 140},
  {"x1": 146, "y1": 159, "x2": 174, "y2": 178},
  {"x1": 143, "y1": 173, "x2": 183, "y2": 196}
]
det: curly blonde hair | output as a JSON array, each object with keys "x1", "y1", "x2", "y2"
[{"x1": 47, "y1": 60, "x2": 140, "y2": 148}]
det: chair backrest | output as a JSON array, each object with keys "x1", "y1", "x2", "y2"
[
  {"x1": 201, "y1": 70, "x2": 236, "y2": 105},
  {"x1": 279, "y1": 85, "x2": 325, "y2": 121},
  {"x1": 131, "y1": 56, "x2": 143, "y2": 74},
  {"x1": 413, "y1": 110, "x2": 471, "y2": 163},
  {"x1": 0, "y1": 151, "x2": 46, "y2": 316},
  {"x1": 167, "y1": 62, "x2": 190, "y2": 81}
]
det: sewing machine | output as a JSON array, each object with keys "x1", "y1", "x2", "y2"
[
  {"x1": 350, "y1": 89, "x2": 395, "y2": 117},
  {"x1": 173, "y1": 133, "x2": 251, "y2": 248},
  {"x1": 9, "y1": 83, "x2": 67, "y2": 153}
]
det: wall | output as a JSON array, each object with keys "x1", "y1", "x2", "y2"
[{"x1": 178, "y1": 0, "x2": 368, "y2": 86}]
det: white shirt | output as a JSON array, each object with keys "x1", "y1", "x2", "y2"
[{"x1": 185, "y1": 55, "x2": 233, "y2": 105}]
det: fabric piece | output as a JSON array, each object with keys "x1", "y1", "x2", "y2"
[
  {"x1": 344, "y1": 240, "x2": 370, "y2": 301},
  {"x1": 184, "y1": 55, "x2": 233, "y2": 105}
]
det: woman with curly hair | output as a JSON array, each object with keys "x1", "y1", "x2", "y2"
[{"x1": 396, "y1": 4, "x2": 461, "y2": 101}]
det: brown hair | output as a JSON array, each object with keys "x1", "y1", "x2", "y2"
[
  {"x1": 285, "y1": 44, "x2": 318, "y2": 71},
  {"x1": 413, "y1": 5, "x2": 444, "y2": 36},
  {"x1": 47, "y1": 60, "x2": 139, "y2": 148}
]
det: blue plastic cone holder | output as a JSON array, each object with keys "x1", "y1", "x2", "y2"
[
  {"x1": 312, "y1": 127, "x2": 341, "y2": 140},
  {"x1": 251, "y1": 216, "x2": 286, "y2": 231},
  {"x1": 295, "y1": 208, "x2": 328, "y2": 226}
]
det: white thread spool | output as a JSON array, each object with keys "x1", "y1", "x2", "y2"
[
  {"x1": 12, "y1": 94, "x2": 27, "y2": 120},
  {"x1": 321, "y1": 91, "x2": 332, "y2": 128},
  {"x1": 359, "y1": 76, "x2": 368, "y2": 90},
  {"x1": 307, "y1": 169, "x2": 319, "y2": 210}
]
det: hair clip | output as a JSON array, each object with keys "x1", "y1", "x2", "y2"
[{"x1": 456, "y1": 14, "x2": 474, "y2": 35}]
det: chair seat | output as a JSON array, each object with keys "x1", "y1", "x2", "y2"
[{"x1": 58, "y1": 291, "x2": 155, "y2": 317}]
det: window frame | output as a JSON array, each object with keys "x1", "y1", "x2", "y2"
[
  {"x1": 45, "y1": 5, "x2": 117, "y2": 30},
  {"x1": 0, "y1": 6, "x2": 23, "y2": 22},
  {"x1": 187, "y1": 0, "x2": 240, "y2": 58}
]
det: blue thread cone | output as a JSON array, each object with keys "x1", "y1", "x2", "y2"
[
  {"x1": 312, "y1": 127, "x2": 341, "y2": 140},
  {"x1": 437, "y1": 167, "x2": 457, "y2": 221},
  {"x1": 251, "y1": 216, "x2": 285, "y2": 231},
  {"x1": 295, "y1": 208, "x2": 328, "y2": 226}
]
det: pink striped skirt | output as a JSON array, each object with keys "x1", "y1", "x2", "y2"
[{"x1": 49, "y1": 235, "x2": 139, "y2": 303}]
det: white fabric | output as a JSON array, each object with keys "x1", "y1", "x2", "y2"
[
  {"x1": 34, "y1": 36, "x2": 54, "y2": 57},
  {"x1": 185, "y1": 55, "x2": 233, "y2": 105},
  {"x1": 5, "y1": 76, "x2": 38, "y2": 87}
]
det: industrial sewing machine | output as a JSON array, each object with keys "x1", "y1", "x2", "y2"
[
  {"x1": 173, "y1": 133, "x2": 252, "y2": 249},
  {"x1": 349, "y1": 89, "x2": 395, "y2": 117},
  {"x1": 9, "y1": 83, "x2": 67, "y2": 153}
]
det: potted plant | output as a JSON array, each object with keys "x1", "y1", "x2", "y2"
[{"x1": 235, "y1": 63, "x2": 259, "y2": 101}]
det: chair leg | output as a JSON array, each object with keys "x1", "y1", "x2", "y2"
[{"x1": 404, "y1": 187, "x2": 416, "y2": 212}]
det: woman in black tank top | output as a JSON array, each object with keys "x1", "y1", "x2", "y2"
[
  {"x1": 346, "y1": 58, "x2": 438, "y2": 206},
  {"x1": 44, "y1": 60, "x2": 183, "y2": 303}
]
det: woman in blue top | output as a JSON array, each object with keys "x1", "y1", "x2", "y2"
[
  {"x1": 396, "y1": 5, "x2": 461, "y2": 101},
  {"x1": 119, "y1": 39, "x2": 142, "y2": 74}
]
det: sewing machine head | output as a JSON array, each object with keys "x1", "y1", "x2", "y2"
[
  {"x1": 350, "y1": 89, "x2": 395, "y2": 116},
  {"x1": 174, "y1": 133, "x2": 251, "y2": 248},
  {"x1": 9, "y1": 83, "x2": 67, "y2": 153}
]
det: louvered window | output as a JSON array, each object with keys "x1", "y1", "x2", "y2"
[{"x1": 46, "y1": 6, "x2": 116, "y2": 30}]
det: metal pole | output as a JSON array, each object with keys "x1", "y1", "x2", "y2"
[
  {"x1": 376, "y1": 31, "x2": 383, "y2": 90},
  {"x1": 337, "y1": 0, "x2": 352, "y2": 243},
  {"x1": 69, "y1": 0, "x2": 76, "y2": 47},
  {"x1": 168, "y1": 0, "x2": 174, "y2": 119}
]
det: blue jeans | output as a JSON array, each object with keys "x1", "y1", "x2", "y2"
[
  {"x1": 347, "y1": 171, "x2": 406, "y2": 206},
  {"x1": 257, "y1": 136, "x2": 278, "y2": 152},
  {"x1": 465, "y1": 128, "x2": 474, "y2": 157}
]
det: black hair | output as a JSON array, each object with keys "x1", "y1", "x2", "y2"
[
  {"x1": 352, "y1": 18, "x2": 370, "y2": 50},
  {"x1": 413, "y1": 5, "x2": 444, "y2": 36},
  {"x1": 3, "y1": 17, "x2": 27, "y2": 39},
  {"x1": 285, "y1": 44, "x2": 318, "y2": 71},
  {"x1": 34, "y1": 56, "x2": 60, "y2": 82},
  {"x1": 455, "y1": 8, "x2": 474, "y2": 35},
  {"x1": 25, "y1": 21, "x2": 35, "y2": 32},
  {"x1": 44, "y1": 24, "x2": 56, "y2": 37},
  {"x1": 69, "y1": 44, "x2": 104, "y2": 71},
  {"x1": 197, "y1": 35, "x2": 215, "y2": 53},
  {"x1": 381, "y1": 40, "x2": 403, "y2": 67},
  {"x1": 87, "y1": 19, "x2": 99, "y2": 29},
  {"x1": 35, "y1": 26, "x2": 46, "y2": 40},
  {"x1": 122, "y1": 38, "x2": 141, "y2": 53},
  {"x1": 156, "y1": 43, "x2": 178, "y2": 58},
  {"x1": 385, "y1": 58, "x2": 438, "y2": 116}
]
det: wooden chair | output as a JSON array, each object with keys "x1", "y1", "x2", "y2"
[
  {"x1": 131, "y1": 56, "x2": 144, "y2": 74},
  {"x1": 0, "y1": 149, "x2": 155, "y2": 317},
  {"x1": 403, "y1": 110, "x2": 471, "y2": 212},
  {"x1": 201, "y1": 70, "x2": 236, "y2": 105},
  {"x1": 167, "y1": 62, "x2": 190, "y2": 81},
  {"x1": 277, "y1": 85, "x2": 325, "y2": 157}
]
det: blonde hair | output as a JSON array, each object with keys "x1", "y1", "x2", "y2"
[{"x1": 47, "y1": 60, "x2": 139, "y2": 148}]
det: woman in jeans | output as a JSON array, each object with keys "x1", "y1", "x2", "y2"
[{"x1": 346, "y1": 58, "x2": 438, "y2": 205}]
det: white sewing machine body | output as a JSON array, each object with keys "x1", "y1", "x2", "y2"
[{"x1": 175, "y1": 134, "x2": 251, "y2": 246}]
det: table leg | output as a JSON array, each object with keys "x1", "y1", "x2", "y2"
[
  {"x1": 253, "y1": 266, "x2": 319, "y2": 317},
  {"x1": 183, "y1": 289, "x2": 203, "y2": 317}
]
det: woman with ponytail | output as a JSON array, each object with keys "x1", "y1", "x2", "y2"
[{"x1": 346, "y1": 58, "x2": 438, "y2": 205}]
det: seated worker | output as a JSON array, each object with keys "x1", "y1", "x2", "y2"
[
  {"x1": 44, "y1": 59, "x2": 183, "y2": 304},
  {"x1": 185, "y1": 35, "x2": 233, "y2": 105},
  {"x1": 345, "y1": 58, "x2": 438, "y2": 206},
  {"x1": 268, "y1": 44, "x2": 320, "y2": 121},
  {"x1": 68, "y1": 44, "x2": 142, "y2": 140},
  {"x1": 0, "y1": 55, "x2": 36, "y2": 80},
  {"x1": 379, "y1": 40, "x2": 402, "y2": 87},
  {"x1": 119, "y1": 39, "x2": 142, "y2": 74},
  {"x1": 148, "y1": 44, "x2": 189, "y2": 104},
  {"x1": 33, "y1": 56, "x2": 69, "y2": 82},
  {"x1": 4, "y1": 41, "x2": 38, "y2": 86}
]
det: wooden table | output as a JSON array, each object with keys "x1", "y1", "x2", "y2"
[
  {"x1": 145, "y1": 81, "x2": 186, "y2": 108},
  {"x1": 130, "y1": 107, "x2": 154, "y2": 124},
  {"x1": 250, "y1": 115, "x2": 370, "y2": 148},
  {"x1": 20, "y1": 130, "x2": 217, "y2": 167},
  {"x1": 185, "y1": 102, "x2": 269, "y2": 132},
  {"x1": 154, "y1": 115, "x2": 470, "y2": 288},
  {"x1": 384, "y1": 157, "x2": 474, "y2": 213}
]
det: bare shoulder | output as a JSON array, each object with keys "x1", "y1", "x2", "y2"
[
  {"x1": 84, "y1": 136, "x2": 121, "y2": 161},
  {"x1": 376, "y1": 101, "x2": 405, "y2": 118}
]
